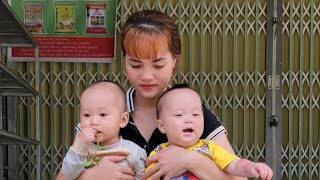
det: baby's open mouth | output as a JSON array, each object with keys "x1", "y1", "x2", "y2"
[{"x1": 183, "y1": 128, "x2": 193, "y2": 133}]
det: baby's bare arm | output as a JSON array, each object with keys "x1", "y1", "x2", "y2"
[{"x1": 224, "y1": 158, "x2": 273, "y2": 180}]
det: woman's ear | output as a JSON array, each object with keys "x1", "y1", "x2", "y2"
[
  {"x1": 157, "y1": 119, "x2": 166, "y2": 134},
  {"x1": 172, "y1": 55, "x2": 179, "y2": 76},
  {"x1": 120, "y1": 112, "x2": 129, "y2": 128}
]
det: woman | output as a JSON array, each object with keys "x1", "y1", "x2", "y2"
[{"x1": 57, "y1": 10, "x2": 245, "y2": 180}]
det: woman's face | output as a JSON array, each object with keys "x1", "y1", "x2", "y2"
[{"x1": 125, "y1": 51, "x2": 176, "y2": 100}]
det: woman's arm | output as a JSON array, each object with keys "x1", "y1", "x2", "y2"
[
  {"x1": 77, "y1": 156, "x2": 135, "y2": 180},
  {"x1": 187, "y1": 134, "x2": 248, "y2": 180},
  {"x1": 213, "y1": 133, "x2": 236, "y2": 155},
  {"x1": 143, "y1": 134, "x2": 247, "y2": 180},
  {"x1": 203, "y1": 105, "x2": 247, "y2": 179},
  {"x1": 143, "y1": 145, "x2": 239, "y2": 180},
  {"x1": 56, "y1": 156, "x2": 135, "y2": 180},
  {"x1": 212, "y1": 133, "x2": 248, "y2": 180}
]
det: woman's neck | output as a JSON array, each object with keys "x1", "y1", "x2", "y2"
[
  {"x1": 133, "y1": 92, "x2": 159, "y2": 111},
  {"x1": 131, "y1": 91, "x2": 159, "y2": 141}
]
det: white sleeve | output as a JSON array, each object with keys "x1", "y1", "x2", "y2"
[
  {"x1": 133, "y1": 147, "x2": 147, "y2": 180},
  {"x1": 61, "y1": 148, "x2": 87, "y2": 180}
]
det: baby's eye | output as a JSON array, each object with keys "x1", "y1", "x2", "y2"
[
  {"x1": 100, "y1": 113, "x2": 107, "y2": 117},
  {"x1": 83, "y1": 114, "x2": 90, "y2": 117},
  {"x1": 193, "y1": 113, "x2": 200, "y2": 117},
  {"x1": 174, "y1": 114, "x2": 183, "y2": 117}
]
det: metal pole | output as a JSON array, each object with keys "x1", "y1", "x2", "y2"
[
  {"x1": 265, "y1": 0, "x2": 282, "y2": 179},
  {"x1": 0, "y1": 97, "x2": 3, "y2": 179},
  {"x1": 35, "y1": 47, "x2": 40, "y2": 180},
  {"x1": 0, "y1": 45, "x2": 3, "y2": 179}
]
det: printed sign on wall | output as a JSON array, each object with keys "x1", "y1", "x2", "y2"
[{"x1": 9, "y1": 0, "x2": 116, "y2": 63}]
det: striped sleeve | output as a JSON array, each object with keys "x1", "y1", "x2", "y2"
[{"x1": 201, "y1": 104, "x2": 227, "y2": 140}]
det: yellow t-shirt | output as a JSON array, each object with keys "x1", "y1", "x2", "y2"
[{"x1": 146, "y1": 139, "x2": 238, "y2": 179}]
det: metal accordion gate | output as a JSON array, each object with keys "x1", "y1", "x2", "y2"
[{"x1": 0, "y1": 0, "x2": 319, "y2": 179}]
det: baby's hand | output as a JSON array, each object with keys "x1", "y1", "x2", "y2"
[
  {"x1": 249, "y1": 162, "x2": 273, "y2": 180},
  {"x1": 79, "y1": 127, "x2": 97, "y2": 143}
]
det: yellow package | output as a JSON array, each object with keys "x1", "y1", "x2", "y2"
[{"x1": 54, "y1": 3, "x2": 76, "y2": 33}]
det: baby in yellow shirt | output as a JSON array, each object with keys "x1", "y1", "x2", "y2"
[{"x1": 147, "y1": 84, "x2": 273, "y2": 180}]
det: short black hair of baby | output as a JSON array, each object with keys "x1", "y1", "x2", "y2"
[
  {"x1": 83, "y1": 80, "x2": 126, "y2": 111},
  {"x1": 156, "y1": 84, "x2": 201, "y2": 119}
]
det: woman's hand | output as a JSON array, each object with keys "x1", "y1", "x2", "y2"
[
  {"x1": 76, "y1": 155, "x2": 135, "y2": 180},
  {"x1": 142, "y1": 145, "x2": 192, "y2": 180},
  {"x1": 142, "y1": 143, "x2": 246, "y2": 180}
]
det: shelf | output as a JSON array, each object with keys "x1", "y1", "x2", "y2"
[
  {"x1": 0, "y1": 0, "x2": 37, "y2": 47},
  {"x1": 0, "y1": 129, "x2": 39, "y2": 145},
  {"x1": 0, "y1": 0, "x2": 39, "y2": 146},
  {"x1": 0, "y1": 0, "x2": 38, "y2": 97},
  {"x1": 0, "y1": 63, "x2": 38, "y2": 96}
]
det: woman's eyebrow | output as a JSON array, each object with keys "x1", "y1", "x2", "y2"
[
  {"x1": 152, "y1": 57, "x2": 166, "y2": 63},
  {"x1": 127, "y1": 57, "x2": 141, "y2": 62},
  {"x1": 127, "y1": 57, "x2": 166, "y2": 62}
]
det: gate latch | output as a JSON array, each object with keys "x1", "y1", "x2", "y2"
[{"x1": 270, "y1": 115, "x2": 278, "y2": 127}]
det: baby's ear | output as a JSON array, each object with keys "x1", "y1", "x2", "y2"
[
  {"x1": 119, "y1": 112, "x2": 129, "y2": 128},
  {"x1": 157, "y1": 119, "x2": 166, "y2": 134}
]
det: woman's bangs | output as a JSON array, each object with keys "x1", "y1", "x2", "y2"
[{"x1": 124, "y1": 30, "x2": 169, "y2": 59}]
